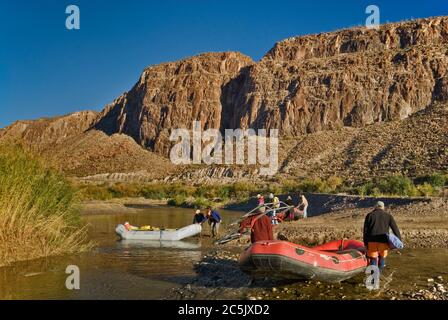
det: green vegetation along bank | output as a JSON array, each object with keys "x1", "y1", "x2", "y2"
[
  {"x1": 77, "y1": 174, "x2": 448, "y2": 208},
  {"x1": 0, "y1": 145, "x2": 91, "y2": 267}
]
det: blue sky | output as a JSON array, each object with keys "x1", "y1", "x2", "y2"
[{"x1": 0, "y1": 0, "x2": 447, "y2": 128}]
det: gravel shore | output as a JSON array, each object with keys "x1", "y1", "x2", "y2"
[
  {"x1": 274, "y1": 198, "x2": 448, "y2": 249},
  {"x1": 169, "y1": 198, "x2": 448, "y2": 300}
]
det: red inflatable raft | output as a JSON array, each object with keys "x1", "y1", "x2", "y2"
[{"x1": 239, "y1": 239, "x2": 368, "y2": 283}]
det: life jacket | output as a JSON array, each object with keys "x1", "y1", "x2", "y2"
[{"x1": 273, "y1": 197, "x2": 280, "y2": 208}]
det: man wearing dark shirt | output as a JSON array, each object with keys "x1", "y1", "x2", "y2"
[
  {"x1": 239, "y1": 211, "x2": 274, "y2": 243},
  {"x1": 206, "y1": 207, "x2": 222, "y2": 238},
  {"x1": 363, "y1": 201, "x2": 402, "y2": 271},
  {"x1": 193, "y1": 209, "x2": 206, "y2": 224}
]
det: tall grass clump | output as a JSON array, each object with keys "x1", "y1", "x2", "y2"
[{"x1": 0, "y1": 145, "x2": 91, "y2": 267}]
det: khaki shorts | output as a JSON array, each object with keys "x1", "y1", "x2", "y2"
[{"x1": 367, "y1": 242, "x2": 389, "y2": 258}]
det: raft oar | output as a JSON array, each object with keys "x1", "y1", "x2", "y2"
[
  {"x1": 214, "y1": 232, "x2": 246, "y2": 245},
  {"x1": 215, "y1": 202, "x2": 294, "y2": 245},
  {"x1": 228, "y1": 202, "x2": 294, "y2": 227}
]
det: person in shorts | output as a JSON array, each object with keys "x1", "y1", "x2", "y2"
[{"x1": 363, "y1": 201, "x2": 401, "y2": 272}]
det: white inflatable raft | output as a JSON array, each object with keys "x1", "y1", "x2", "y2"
[{"x1": 115, "y1": 224, "x2": 202, "y2": 241}]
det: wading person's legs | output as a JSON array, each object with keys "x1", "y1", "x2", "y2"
[
  {"x1": 208, "y1": 220, "x2": 213, "y2": 237},
  {"x1": 378, "y1": 249, "x2": 388, "y2": 272},
  {"x1": 214, "y1": 222, "x2": 220, "y2": 237},
  {"x1": 272, "y1": 211, "x2": 278, "y2": 225},
  {"x1": 367, "y1": 242, "x2": 379, "y2": 266},
  {"x1": 368, "y1": 242, "x2": 388, "y2": 272},
  {"x1": 211, "y1": 221, "x2": 218, "y2": 237}
]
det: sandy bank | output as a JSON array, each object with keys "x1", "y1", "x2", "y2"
[
  {"x1": 81, "y1": 198, "x2": 168, "y2": 215},
  {"x1": 273, "y1": 198, "x2": 448, "y2": 249}
]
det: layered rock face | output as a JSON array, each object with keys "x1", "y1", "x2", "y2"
[
  {"x1": 95, "y1": 17, "x2": 448, "y2": 157},
  {"x1": 224, "y1": 16, "x2": 448, "y2": 135},
  {"x1": 94, "y1": 52, "x2": 254, "y2": 155},
  {"x1": 1, "y1": 16, "x2": 447, "y2": 181}
]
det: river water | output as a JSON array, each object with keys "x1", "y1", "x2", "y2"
[
  {"x1": 0, "y1": 206, "x2": 447, "y2": 300},
  {"x1": 0, "y1": 206, "x2": 242, "y2": 299}
]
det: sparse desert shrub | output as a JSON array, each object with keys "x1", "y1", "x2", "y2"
[
  {"x1": 78, "y1": 184, "x2": 114, "y2": 201},
  {"x1": 355, "y1": 182, "x2": 375, "y2": 197},
  {"x1": 217, "y1": 185, "x2": 232, "y2": 200},
  {"x1": 139, "y1": 184, "x2": 169, "y2": 199},
  {"x1": 417, "y1": 183, "x2": 437, "y2": 197},
  {"x1": 267, "y1": 184, "x2": 283, "y2": 197},
  {"x1": 167, "y1": 183, "x2": 196, "y2": 198},
  {"x1": 325, "y1": 176, "x2": 343, "y2": 193},
  {"x1": 108, "y1": 183, "x2": 141, "y2": 198},
  {"x1": 167, "y1": 194, "x2": 187, "y2": 207},
  {"x1": 280, "y1": 180, "x2": 302, "y2": 193},
  {"x1": 190, "y1": 196, "x2": 213, "y2": 209},
  {"x1": 419, "y1": 173, "x2": 446, "y2": 189},
  {"x1": 377, "y1": 175, "x2": 418, "y2": 196},
  {"x1": 231, "y1": 181, "x2": 258, "y2": 200},
  {"x1": 298, "y1": 178, "x2": 325, "y2": 193}
]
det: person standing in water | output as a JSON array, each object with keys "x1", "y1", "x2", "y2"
[
  {"x1": 268, "y1": 193, "x2": 280, "y2": 225},
  {"x1": 363, "y1": 201, "x2": 402, "y2": 272},
  {"x1": 298, "y1": 194, "x2": 309, "y2": 218},
  {"x1": 283, "y1": 196, "x2": 294, "y2": 221},
  {"x1": 206, "y1": 207, "x2": 222, "y2": 238},
  {"x1": 257, "y1": 194, "x2": 265, "y2": 206},
  {"x1": 239, "y1": 209, "x2": 274, "y2": 243},
  {"x1": 193, "y1": 209, "x2": 206, "y2": 224}
]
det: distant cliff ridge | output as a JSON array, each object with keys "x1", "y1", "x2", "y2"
[
  {"x1": 1, "y1": 16, "x2": 447, "y2": 181},
  {"x1": 94, "y1": 16, "x2": 448, "y2": 157}
]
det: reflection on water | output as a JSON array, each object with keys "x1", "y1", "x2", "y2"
[
  {"x1": 117, "y1": 240, "x2": 201, "y2": 250},
  {"x1": 0, "y1": 206, "x2": 242, "y2": 300},
  {"x1": 284, "y1": 248, "x2": 448, "y2": 300}
]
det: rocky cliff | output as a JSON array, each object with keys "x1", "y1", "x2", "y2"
[
  {"x1": 1, "y1": 16, "x2": 447, "y2": 181},
  {"x1": 94, "y1": 52, "x2": 254, "y2": 155},
  {"x1": 94, "y1": 16, "x2": 448, "y2": 156},
  {"x1": 223, "y1": 16, "x2": 448, "y2": 135}
]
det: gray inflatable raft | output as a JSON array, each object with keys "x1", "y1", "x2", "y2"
[{"x1": 115, "y1": 224, "x2": 202, "y2": 241}]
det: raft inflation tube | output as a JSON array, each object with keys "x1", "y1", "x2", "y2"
[
  {"x1": 239, "y1": 239, "x2": 368, "y2": 283},
  {"x1": 115, "y1": 224, "x2": 202, "y2": 241}
]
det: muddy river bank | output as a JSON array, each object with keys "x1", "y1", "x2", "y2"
[{"x1": 169, "y1": 248, "x2": 448, "y2": 300}]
